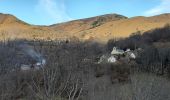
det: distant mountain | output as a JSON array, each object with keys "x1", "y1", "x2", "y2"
[
  {"x1": 0, "y1": 13, "x2": 170, "y2": 43},
  {"x1": 0, "y1": 13, "x2": 49, "y2": 40},
  {"x1": 49, "y1": 14, "x2": 127, "y2": 39},
  {"x1": 0, "y1": 13, "x2": 29, "y2": 25}
]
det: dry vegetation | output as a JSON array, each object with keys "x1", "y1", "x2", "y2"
[
  {"x1": 1, "y1": 13, "x2": 170, "y2": 42},
  {"x1": 1, "y1": 12, "x2": 170, "y2": 100},
  {"x1": 0, "y1": 25, "x2": 170, "y2": 100}
]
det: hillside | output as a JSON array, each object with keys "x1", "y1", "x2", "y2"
[
  {"x1": 0, "y1": 13, "x2": 170, "y2": 42},
  {"x1": 50, "y1": 14, "x2": 127, "y2": 34},
  {"x1": 0, "y1": 13, "x2": 52, "y2": 40},
  {"x1": 82, "y1": 14, "x2": 170, "y2": 42}
]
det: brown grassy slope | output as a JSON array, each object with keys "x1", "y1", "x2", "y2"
[
  {"x1": 0, "y1": 13, "x2": 57, "y2": 40},
  {"x1": 0, "y1": 13, "x2": 127, "y2": 41},
  {"x1": 50, "y1": 14, "x2": 127, "y2": 33},
  {"x1": 49, "y1": 13, "x2": 170, "y2": 42},
  {"x1": 73, "y1": 14, "x2": 170, "y2": 42},
  {"x1": 49, "y1": 14, "x2": 127, "y2": 38},
  {"x1": 0, "y1": 13, "x2": 170, "y2": 43}
]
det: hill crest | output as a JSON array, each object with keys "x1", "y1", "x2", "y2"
[{"x1": 0, "y1": 13, "x2": 170, "y2": 43}]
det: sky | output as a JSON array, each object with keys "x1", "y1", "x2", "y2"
[{"x1": 0, "y1": 0, "x2": 170, "y2": 25}]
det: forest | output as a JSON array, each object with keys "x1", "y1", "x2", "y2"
[{"x1": 0, "y1": 25, "x2": 170, "y2": 100}]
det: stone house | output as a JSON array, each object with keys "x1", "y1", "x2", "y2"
[{"x1": 111, "y1": 47, "x2": 124, "y2": 55}]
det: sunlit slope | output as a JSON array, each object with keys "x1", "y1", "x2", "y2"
[
  {"x1": 75, "y1": 14, "x2": 170, "y2": 42},
  {"x1": 1, "y1": 13, "x2": 170, "y2": 43}
]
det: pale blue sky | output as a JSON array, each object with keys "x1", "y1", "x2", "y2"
[{"x1": 0, "y1": 0, "x2": 170, "y2": 25}]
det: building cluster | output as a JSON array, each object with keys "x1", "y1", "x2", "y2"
[{"x1": 98, "y1": 47, "x2": 141, "y2": 64}]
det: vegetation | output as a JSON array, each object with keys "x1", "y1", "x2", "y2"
[
  {"x1": 108, "y1": 24, "x2": 170, "y2": 76},
  {"x1": 107, "y1": 24, "x2": 170, "y2": 50},
  {"x1": 91, "y1": 20, "x2": 102, "y2": 28},
  {"x1": 0, "y1": 25, "x2": 170, "y2": 100}
]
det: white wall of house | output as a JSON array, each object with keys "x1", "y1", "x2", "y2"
[
  {"x1": 111, "y1": 47, "x2": 124, "y2": 55},
  {"x1": 108, "y1": 56, "x2": 117, "y2": 63},
  {"x1": 20, "y1": 64, "x2": 31, "y2": 71}
]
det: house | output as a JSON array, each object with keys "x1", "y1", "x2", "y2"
[
  {"x1": 98, "y1": 54, "x2": 117, "y2": 64},
  {"x1": 111, "y1": 47, "x2": 124, "y2": 55},
  {"x1": 125, "y1": 49, "x2": 136, "y2": 59},
  {"x1": 20, "y1": 60, "x2": 45, "y2": 71},
  {"x1": 129, "y1": 52, "x2": 136, "y2": 59},
  {"x1": 97, "y1": 47, "x2": 141, "y2": 64},
  {"x1": 20, "y1": 64, "x2": 32, "y2": 71},
  {"x1": 97, "y1": 55, "x2": 109, "y2": 64},
  {"x1": 108, "y1": 56, "x2": 117, "y2": 63}
]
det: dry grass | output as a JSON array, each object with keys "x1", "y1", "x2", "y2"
[
  {"x1": 86, "y1": 73, "x2": 170, "y2": 100},
  {"x1": 1, "y1": 13, "x2": 170, "y2": 43}
]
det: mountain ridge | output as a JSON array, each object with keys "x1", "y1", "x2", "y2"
[{"x1": 0, "y1": 13, "x2": 170, "y2": 42}]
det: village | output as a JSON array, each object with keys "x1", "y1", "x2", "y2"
[
  {"x1": 97, "y1": 47, "x2": 142, "y2": 64},
  {"x1": 19, "y1": 44, "x2": 142, "y2": 71}
]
